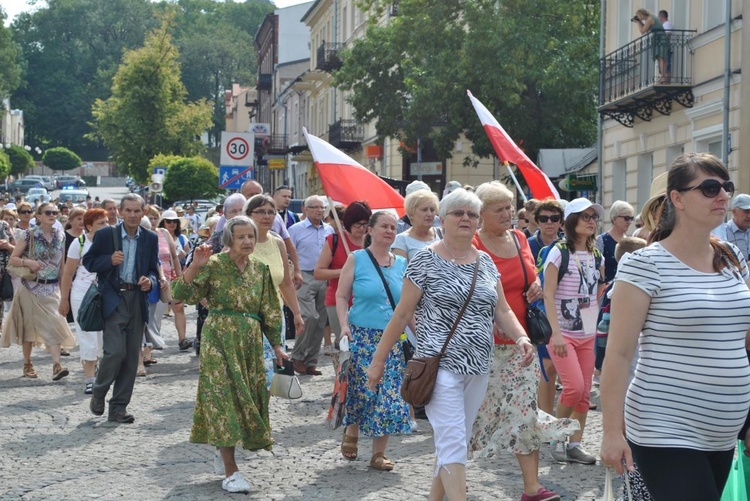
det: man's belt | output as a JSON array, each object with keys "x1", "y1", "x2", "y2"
[{"x1": 119, "y1": 283, "x2": 139, "y2": 291}]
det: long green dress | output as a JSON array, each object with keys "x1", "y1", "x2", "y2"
[{"x1": 172, "y1": 252, "x2": 282, "y2": 450}]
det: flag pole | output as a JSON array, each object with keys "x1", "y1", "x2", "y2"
[
  {"x1": 326, "y1": 196, "x2": 351, "y2": 254},
  {"x1": 505, "y1": 162, "x2": 528, "y2": 203}
]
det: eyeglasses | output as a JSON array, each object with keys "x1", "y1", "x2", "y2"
[
  {"x1": 677, "y1": 179, "x2": 734, "y2": 198},
  {"x1": 537, "y1": 215, "x2": 562, "y2": 223},
  {"x1": 251, "y1": 210, "x2": 276, "y2": 217},
  {"x1": 448, "y1": 210, "x2": 480, "y2": 220},
  {"x1": 578, "y1": 213, "x2": 600, "y2": 222},
  {"x1": 619, "y1": 216, "x2": 635, "y2": 222},
  {"x1": 306, "y1": 206, "x2": 325, "y2": 210},
  {"x1": 164, "y1": 219, "x2": 177, "y2": 223},
  {"x1": 43, "y1": 210, "x2": 59, "y2": 216},
  {"x1": 225, "y1": 208, "x2": 242, "y2": 215},
  {"x1": 351, "y1": 221, "x2": 368, "y2": 229},
  {"x1": 18, "y1": 210, "x2": 32, "y2": 215}
]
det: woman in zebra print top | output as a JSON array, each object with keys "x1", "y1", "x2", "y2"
[{"x1": 368, "y1": 189, "x2": 533, "y2": 501}]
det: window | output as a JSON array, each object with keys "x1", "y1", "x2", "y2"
[
  {"x1": 613, "y1": 160, "x2": 627, "y2": 202},
  {"x1": 616, "y1": 0, "x2": 633, "y2": 48},
  {"x1": 342, "y1": 6, "x2": 348, "y2": 40},
  {"x1": 670, "y1": 0, "x2": 689, "y2": 30},
  {"x1": 637, "y1": 154, "x2": 653, "y2": 212},
  {"x1": 708, "y1": 140, "x2": 722, "y2": 158},
  {"x1": 666, "y1": 145, "x2": 684, "y2": 167},
  {"x1": 704, "y1": 1, "x2": 726, "y2": 31}
]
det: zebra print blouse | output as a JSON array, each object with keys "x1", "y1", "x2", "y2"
[{"x1": 405, "y1": 249, "x2": 500, "y2": 375}]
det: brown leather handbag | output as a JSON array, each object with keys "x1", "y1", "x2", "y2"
[{"x1": 400, "y1": 255, "x2": 480, "y2": 407}]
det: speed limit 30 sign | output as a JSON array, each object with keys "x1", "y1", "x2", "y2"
[{"x1": 220, "y1": 132, "x2": 254, "y2": 166}]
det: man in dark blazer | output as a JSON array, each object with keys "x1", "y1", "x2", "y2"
[{"x1": 83, "y1": 193, "x2": 160, "y2": 423}]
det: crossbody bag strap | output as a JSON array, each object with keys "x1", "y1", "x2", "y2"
[
  {"x1": 511, "y1": 230, "x2": 530, "y2": 293},
  {"x1": 365, "y1": 248, "x2": 397, "y2": 310},
  {"x1": 437, "y1": 254, "x2": 480, "y2": 357}
]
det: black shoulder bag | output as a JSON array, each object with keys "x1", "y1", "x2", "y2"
[
  {"x1": 511, "y1": 231, "x2": 552, "y2": 345},
  {"x1": 77, "y1": 227, "x2": 119, "y2": 332}
]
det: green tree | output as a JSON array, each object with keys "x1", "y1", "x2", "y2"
[
  {"x1": 42, "y1": 147, "x2": 82, "y2": 171},
  {"x1": 89, "y1": 15, "x2": 213, "y2": 183},
  {"x1": 148, "y1": 153, "x2": 182, "y2": 173},
  {"x1": 0, "y1": 8, "x2": 21, "y2": 102},
  {"x1": 0, "y1": 151, "x2": 11, "y2": 180},
  {"x1": 5, "y1": 145, "x2": 35, "y2": 176},
  {"x1": 334, "y1": 0, "x2": 599, "y2": 161},
  {"x1": 10, "y1": 0, "x2": 156, "y2": 152},
  {"x1": 163, "y1": 156, "x2": 221, "y2": 201}
]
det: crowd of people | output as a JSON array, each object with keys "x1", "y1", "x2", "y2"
[{"x1": 2, "y1": 154, "x2": 749, "y2": 500}]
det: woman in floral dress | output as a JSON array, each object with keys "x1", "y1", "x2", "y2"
[
  {"x1": 335, "y1": 211, "x2": 411, "y2": 471},
  {"x1": 171, "y1": 216, "x2": 286, "y2": 494}
]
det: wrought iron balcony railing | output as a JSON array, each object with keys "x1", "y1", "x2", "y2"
[
  {"x1": 257, "y1": 73, "x2": 272, "y2": 91},
  {"x1": 329, "y1": 119, "x2": 363, "y2": 151},
  {"x1": 316, "y1": 42, "x2": 343, "y2": 72}
]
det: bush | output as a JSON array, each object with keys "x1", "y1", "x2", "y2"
[
  {"x1": 163, "y1": 156, "x2": 221, "y2": 201},
  {"x1": 5, "y1": 145, "x2": 34, "y2": 176},
  {"x1": 0, "y1": 151, "x2": 10, "y2": 180},
  {"x1": 42, "y1": 147, "x2": 82, "y2": 171}
]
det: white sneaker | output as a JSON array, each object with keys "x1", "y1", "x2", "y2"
[
  {"x1": 222, "y1": 471, "x2": 250, "y2": 493},
  {"x1": 410, "y1": 419, "x2": 419, "y2": 433},
  {"x1": 213, "y1": 449, "x2": 224, "y2": 475}
]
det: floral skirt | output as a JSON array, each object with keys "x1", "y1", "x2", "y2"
[
  {"x1": 342, "y1": 325, "x2": 411, "y2": 438},
  {"x1": 470, "y1": 345, "x2": 579, "y2": 457}
]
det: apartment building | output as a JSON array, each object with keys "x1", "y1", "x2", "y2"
[{"x1": 599, "y1": 0, "x2": 748, "y2": 217}]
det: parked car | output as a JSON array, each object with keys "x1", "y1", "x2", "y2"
[
  {"x1": 25, "y1": 175, "x2": 55, "y2": 191},
  {"x1": 11, "y1": 179, "x2": 44, "y2": 194},
  {"x1": 58, "y1": 187, "x2": 89, "y2": 205},
  {"x1": 26, "y1": 188, "x2": 51, "y2": 205},
  {"x1": 56, "y1": 175, "x2": 86, "y2": 189}
]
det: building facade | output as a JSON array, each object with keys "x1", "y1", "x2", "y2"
[{"x1": 599, "y1": 0, "x2": 747, "y2": 220}]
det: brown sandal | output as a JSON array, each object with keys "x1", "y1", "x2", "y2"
[
  {"x1": 23, "y1": 361, "x2": 37, "y2": 379},
  {"x1": 341, "y1": 432, "x2": 358, "y2": 460},
  {"x1": 369, "y1": 452, "x2": 395, "y2": 471}
]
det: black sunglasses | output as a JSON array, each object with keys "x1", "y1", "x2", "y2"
[
  {"x1": 18, "y1": 210, "x2": 32, "y2": 215},
  {"x1": 537, "y1": 215, "x2": 562, "y2": 223},
  {"x1": 43, "y1": 210, "x2": 59, "y2": 216},
  {"x1": 677, "y1": 179, "x2": 734, "y2": 198},
  {"x1": 619, "y1": 216, "x2": 635, "y2": 222}
]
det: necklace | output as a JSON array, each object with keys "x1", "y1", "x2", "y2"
[{"x1": 441, "y1": 240, "x2": 470, "y2": 263}]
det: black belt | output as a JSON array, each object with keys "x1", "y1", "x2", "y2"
[
  {"x1": 301, "y1": 270, "x2": 314, "y2": 273},
  {"x1": 34, "y1": 277, "x2": 59, "y2": 284},
  {"x1": 119, "y1": 283, "x2": 139, "y2": 291}
]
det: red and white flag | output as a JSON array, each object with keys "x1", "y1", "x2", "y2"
[
  {"x1": 467, "y1": 90, "x2": 560, "y2": 200},
  {"x1": 302, "y1": 128, "x2": 405, "y2": 215}
]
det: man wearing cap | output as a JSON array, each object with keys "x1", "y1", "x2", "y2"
[
  {"x1": 724, "y1": 194, "x2": 750, "y2": 260},
  {"x1": 396, "y1": 180, "x2": 442, "y2": 234}
]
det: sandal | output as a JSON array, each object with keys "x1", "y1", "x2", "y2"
[
  {"x1": 137, "y1": 367, "x2": 147, "y2": 377},
  {"x1": 369, "y1": 452, "x2": 395, "y2": 471},
  {"x1": 178, "y1": 339, "x2": 192, "y2": 351},
  {"x1": 23, "y1": 361, "x2": 38, "y2": 379},
  {"x1": 341, "y1": 432, "x2": 358, "y2": 460},
  {"x1": 143, "y1": 358, "x2": 157, "y2": 366}
]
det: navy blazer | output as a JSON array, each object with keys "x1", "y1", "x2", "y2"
[{"x1": 82, "y1": 223, "x2": 159, "y2": 322}]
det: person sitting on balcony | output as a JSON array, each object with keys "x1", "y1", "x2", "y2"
[{"x1": 632, "y1": 8, "x2": 670, "y2": 83}]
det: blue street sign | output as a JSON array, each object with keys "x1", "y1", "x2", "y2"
[
  {"x1": 219, "y1": 166, "x2": 254, "y2": 189},
  {"x1": 153, "y1": 167, "x2": 166, "y2": 176}
]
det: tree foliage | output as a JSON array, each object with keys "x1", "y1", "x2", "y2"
[
  {"x1": 0, "y1": 9, "x2": 21, "y2": 102},
  {"x1": 42, "y1": 147, "x2": 82, "y2": 171},
  {"x1": 89, "y1": 16, "x2": 213, "y2": 183},
  {"x1": 334, "y1": 0, "x2": 600, "y2": 162},
  {"x1": 163, "y1": 156, "x2": 221, "y2": 201},
  {"x1": 5, "y1": 145, "x2": 34, "y2": 176},
  {"x1": 0, "y1": 151, "x2": 11, "y2": 180}
]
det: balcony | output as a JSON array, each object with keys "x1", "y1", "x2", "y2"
[
  {"x1": 599, "y1": 30, "x2": 696, "y2": 127},
  {"x1": 257, "y1": 73, "x2": 272, "y2": 91},
  {"x1": 266, "y1": 134, "x2": 288, "y2": 154},
  {"x1": 316, "y1": 42, "x2": 343, "y2": 72},
  {"x1": 329, "y1": 119, "x2": 363, "y2": 151}
]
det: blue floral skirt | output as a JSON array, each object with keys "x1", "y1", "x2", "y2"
[{"x1": 342, "y1": 325, "x2": 411, "y2": 437}]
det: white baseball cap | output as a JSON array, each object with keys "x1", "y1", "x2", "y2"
[
  {"x1": 563, "y1": 197, "x2": 604, "y2": 221},
  {"x1": 731, "y1": 194, "x2": 750, "y2": 210},
  {"x1": 405, "y1": 180, "x2": 430, "y2": 196}
]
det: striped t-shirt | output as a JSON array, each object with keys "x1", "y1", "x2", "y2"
[
  {"x1": 544, "y1": 246, "x2": 601, "y2": 339},
  {"x1": 617, "y1": 242, "x2": 750, "y2": 451}
]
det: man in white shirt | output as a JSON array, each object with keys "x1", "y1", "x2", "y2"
[{"x1": 725, "y1": 194, "x2": 750, "y2": 260}]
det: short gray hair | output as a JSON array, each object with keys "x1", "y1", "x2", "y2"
[
  {"x1": 223, "y1": 193, "x2": 247, "y2": 213},
  {"x1": 222, "y1": 216, "x2": 257, "y2": 248},
  {"x1": 438, "y1": 188, "x2": 481, "y2": 219},
  {"x1": 609, "y1": 200, "x2": 635, "y2": 223},
  {"x1": 120, "y1": 193, "x2": 145, "y2": 209},
  {"x1": 304, "y1": 195, "x2": 327, "y2": 208},
  {"x1": 474, "y1": 181, "x2": 514, "y2": 208}
]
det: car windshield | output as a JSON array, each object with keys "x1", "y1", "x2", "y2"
[{"x1": 28, "y1": 188, "x2": 46, "y2": 194}]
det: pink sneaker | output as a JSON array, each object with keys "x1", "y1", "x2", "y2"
[{"x1": 520, "y1": 487, "x2": 561, "y2": 501}]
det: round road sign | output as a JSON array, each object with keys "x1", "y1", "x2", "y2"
[{"x1": 226, "y1": 137, "x2": 250, "y2": 161}]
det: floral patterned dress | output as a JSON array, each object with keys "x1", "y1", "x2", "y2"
[{"x1": 171, "y1": 252, "x2": 282, "y2": 450}]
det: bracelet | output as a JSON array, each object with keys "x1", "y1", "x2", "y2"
[{"x1": 515, "y1": 336, "x2": 530, "y2": 345}]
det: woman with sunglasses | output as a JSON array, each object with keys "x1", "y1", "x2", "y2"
[
  {"x1": 544, "y1": 198, "x2": 605, "y2": 466},
  {"x1": 595, "y1": 201, "x2": 635, "y2": 286},
  {"x1": 527, "y1": 200, "x2": 565, "y2": 263},
  {"x1": 1, "y1": 202, "x2": 76, "y2": 380},
  {"x1": 14, "y1": 202, "x2": 33, "y2": 237},
  {"x1": 601, "y1": 153, "x2": 750, "y2": 501}
]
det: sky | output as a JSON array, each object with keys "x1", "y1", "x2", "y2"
[{"x1": 1, "y1": 0, "x2": 311, "y2": 25}]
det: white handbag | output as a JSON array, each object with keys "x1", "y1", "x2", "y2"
[
  {"x1": 269, "y1": 373, "x2": 303, "y2": 399},
  {"x1": 600, "y1": 468, "x2": 632, "y2": 501}
]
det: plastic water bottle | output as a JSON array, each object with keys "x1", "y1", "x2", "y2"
[
  {"x1": 339, "y1": 336, "x2": 349, "y2": 352},
  {"x1": 597, "y1": 312, "x2": 610, "y2": 333}
]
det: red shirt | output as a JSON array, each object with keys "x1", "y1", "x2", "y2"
[
  {"x1": 472, "y1": 229, "x2": 536, "y2": 345},
  {"x1": 324, "y1": 232, "x2": 362, "y2": 306}
]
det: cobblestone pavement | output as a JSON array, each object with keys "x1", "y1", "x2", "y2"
[{"x1": 0, "y1": 308, "x2": 608, "y2": 500}]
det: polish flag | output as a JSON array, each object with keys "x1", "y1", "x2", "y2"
[
  {"x1": 302, "y1": 128, "x2": 405, "y2": 215},
  {"x1": 467, "y1": 90, "x2": 560, "y2": 200}
]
